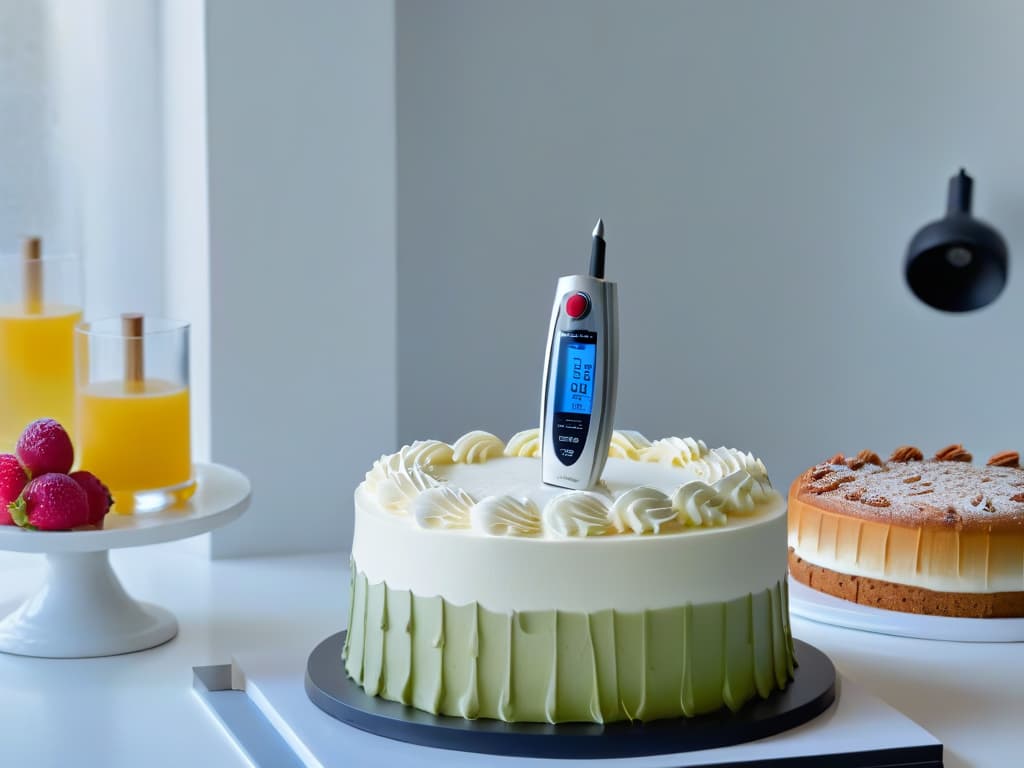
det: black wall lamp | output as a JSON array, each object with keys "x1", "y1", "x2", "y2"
[{"x1": 905, "y1": 169, "x2": 1009, "y2": 312}]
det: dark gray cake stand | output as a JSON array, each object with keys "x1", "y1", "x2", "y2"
[{"x1": 305, "y1": 632, "x2": 836, "y2": 759}]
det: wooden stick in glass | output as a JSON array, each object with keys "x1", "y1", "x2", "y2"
[
  {"x1": 122, "y1": 313, "x2": 145, "y2": 393},
  {"x1": 23, "y1": 237, "x2": 42, "y2": 315}
]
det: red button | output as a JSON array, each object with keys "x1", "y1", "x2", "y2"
[{"x1": 565, "y1": 292, "x2": 590, "y2": 319}]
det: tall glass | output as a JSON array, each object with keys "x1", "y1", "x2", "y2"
[
  {"x1": 0, "y1": 242, "x2": 82, "y2": 452},
  {"x1": 75, "y1": 316, "x2": 194, "y2": 513}
]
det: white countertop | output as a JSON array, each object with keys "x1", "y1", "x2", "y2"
[{"x1": 0, "y1": 541, "x2": 1017, "y2": 767}]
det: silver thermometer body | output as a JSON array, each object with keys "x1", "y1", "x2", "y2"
[{"x1": 540, "y1": 274, "x2": 619, "y2": 489}]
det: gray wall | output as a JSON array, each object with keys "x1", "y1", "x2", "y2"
[
  {"x1": 206, "y1": 0, "x2": 396, "y2": 556},
  {"x1": 397, "y1": 0, "x2": 1024, "y2": 491}
]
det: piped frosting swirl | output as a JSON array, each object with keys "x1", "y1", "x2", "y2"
[
  {"x1": 673, "y1": 481, "x2": 727, "y2": 526},
  {"x1": 470, "y1": 496, "x2": 542, "y2": 537},
  {"x1": 453, "y1": 431, "x2": 506, "y2": 463},
  {"x1": 639, "y1": 437, "x2": 709, "y2": 466},
  {"x1": 609, "y1": 487, "x2": 677, "y2": 534},
  {"x1": 376, "y1": 466, "x2": 439, "y2": 511},
  {"x1": 413, "y1": 486, "x2": 475, "y2": 530},
  {"x1": 504, "y1": 429, "x2": 542, "y2": 457},
  {"x1": 543, "y1": 492, "x2": 613, "y2": 537},
  {"x1": 365, "y1": 439, "x2": 453, "y2": 501},
  {"x1": 608, "y1": 430, "x2": 653, "y2": 459}
]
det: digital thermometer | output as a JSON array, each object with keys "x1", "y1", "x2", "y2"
[{"x1": 540, "y1": 220, "x2": 619, "y2": 490}]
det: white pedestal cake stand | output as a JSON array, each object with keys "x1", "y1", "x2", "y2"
[{"x1": 0, "y1": 463, "x2": 250, "y2": 658}]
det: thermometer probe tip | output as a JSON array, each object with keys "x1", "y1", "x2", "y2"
[{"x1": 589, "y1": 219, "x2": 606, "y2": 279}]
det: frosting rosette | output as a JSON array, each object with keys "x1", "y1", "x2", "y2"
[
  {"x1": 413, "y1": 486, "x2": 475, "y2": 530},
  {"x1": 714, "y1": 470, "x2": 772, "y2": 516},
  {"x1": 504, "y1": 428, "x2": 542, "y2": 457},
  {"x1": 453, "y1": 431, "x2": 506, "y2": 463},
  {"x1": 639, "y1": 436, "x2": 709, "y2": 466},
  {"x1": 608, "y1": 430, "x2": 653, "y2": 459},
  {"x1": 542, "y1": 491, "x2": 613, "y2": 537},
  {"x1": 609, "y1": 486, "x2": 676, "y2": 534},
  {"x1": 470, "y1": 495, "x2": 542, "y2": 537},
  {"x1": 405, "y1": 439, "x2": 455, "y2": 469},
  {"x1": 672, "y1": 481, "x2": 727, "y2": 526},
  {"x1": 692, "y1": 447, "x2": 767, "y2": 484},
  {"x1": 376, "y1": 462, "x2": 440, "y2": 512},
  {"x1": 364, "y1": 440, "x2": 452, "y2": 495}
]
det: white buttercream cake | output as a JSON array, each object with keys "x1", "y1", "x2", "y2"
[{"x1": 344, "y1": 428, "x2": 794, "y2": 723}]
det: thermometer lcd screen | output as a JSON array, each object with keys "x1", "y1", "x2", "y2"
[{"x1": 555, "y1": 338, "x2": 596, "y2": 415}]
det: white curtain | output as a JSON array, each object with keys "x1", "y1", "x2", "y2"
[
  {"x1": 0, "y1": 0, "x2": 78, "y2": 253},
  {"x1": 0, "y1": 0, "x2": 165, "y2": 320}
]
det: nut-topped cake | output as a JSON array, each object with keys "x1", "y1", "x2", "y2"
[{"x1": 789, "y1": 444, "x2": 1024, "y2": 618}]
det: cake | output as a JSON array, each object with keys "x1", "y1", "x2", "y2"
[
  {"x1": 789, "y1": 444, "x2": 1024, "y2": 618},
  {"x1": 343, "y1": 428, "x2": 794, "y2": 723}
]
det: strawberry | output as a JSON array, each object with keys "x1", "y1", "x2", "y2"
[
  {"x1": 16, "y1": 418, "x2": 75, "y2": 477},
  {"x1": 0, "y1": 454, "x2": 28, "y2": 525},
  {"x1": 70, "y1": 471, "x2": 113, "y2": 529},
  {"x1": 8, "y1": 473, "x2": 90, "y2": 531}
]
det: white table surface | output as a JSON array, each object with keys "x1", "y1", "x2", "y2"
[{"x1": 0, "y1": 541, "x2": 1017, "y2": 768}]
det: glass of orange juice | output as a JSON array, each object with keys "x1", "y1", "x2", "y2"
[
  {"x1": 0, "y1": 240, "x2": 82, "y2": 452},
  {"x1": 75, "y1": 315, "x2": 194, "y2": 513}
]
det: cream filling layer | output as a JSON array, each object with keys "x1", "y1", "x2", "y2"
[
  {"x1": 353, "y1": 489, "x2": 788, "y2": 613},
  {"x1": 788, "y1": 503, "x2": 1024, "y2": 594}
]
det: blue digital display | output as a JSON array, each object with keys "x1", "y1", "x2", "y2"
[{"x1": 555, "y1": 341, "x2": 596, "y2": 414}]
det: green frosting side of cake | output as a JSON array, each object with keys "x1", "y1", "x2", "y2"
[{"x1": 342, "y1": 565, "x2": 796, "y2": 723}]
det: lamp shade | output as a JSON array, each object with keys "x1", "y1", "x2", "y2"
[{"x1": 905, "y1": 169, "x2": 1008, "y2": 312}]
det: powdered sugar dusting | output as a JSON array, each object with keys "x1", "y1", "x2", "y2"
[{"x1": 799, "y1": 457, "x2": 1024, "y2": 529}]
